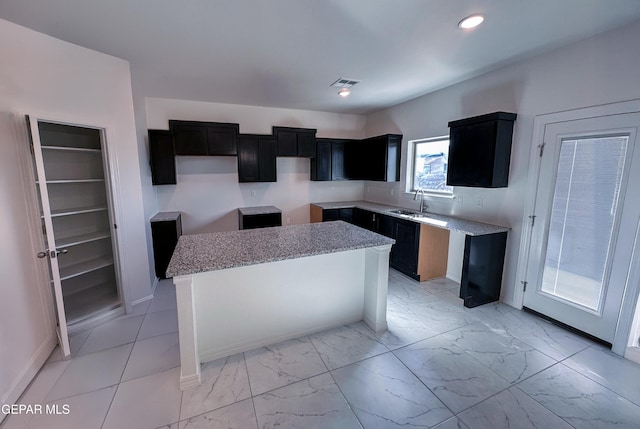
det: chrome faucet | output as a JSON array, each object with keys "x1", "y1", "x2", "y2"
[{"x1": 414, "y1": 188, "x2": 428, "y2": 213}]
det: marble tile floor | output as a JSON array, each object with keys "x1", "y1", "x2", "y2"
[{"x1": 4, "y1": 270, "x2": 640, "y2": 429}]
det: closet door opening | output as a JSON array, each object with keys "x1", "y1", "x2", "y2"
[{"x1": 28, "y1": 118, "x2": 122, "y2": 346}]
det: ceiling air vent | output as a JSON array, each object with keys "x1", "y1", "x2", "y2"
[{"x1": 330, "y1": 78, "x2": 360, "y2": 88}]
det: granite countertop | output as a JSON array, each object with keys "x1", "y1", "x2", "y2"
[
  {"x1": 311, "y1": 201, "x2": 509, "y2": 236},
  {"x1": 238, "y1": 205, "x2": 282, "y2": 216},
  {"x1": 150, "y1": 211, "x2": 181, "y2": 222},
  {"x1": 166, "y1": 221, "x2": 394, "y2": 277}
]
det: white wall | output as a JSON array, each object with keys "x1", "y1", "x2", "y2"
[
  {"x1": 365, "y1": 20, "x2": 640, "y2": 317},
  {"x1": 146, "y1": 98, "x2": 367, "y2": 233},
  {"x1": 0, "y1": 18, "x2": 152, "y2": 412}
]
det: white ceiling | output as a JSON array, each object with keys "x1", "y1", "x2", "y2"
[{"x1": 2, "y1": 0, "x2": 640, "y2": 114}]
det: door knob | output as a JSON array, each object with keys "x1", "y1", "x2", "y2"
[{"x1": 37, "y1": 251, "x2": 47, "y2": 259}]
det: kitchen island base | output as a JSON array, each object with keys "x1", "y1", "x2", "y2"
[{"x1": 174, "y1": 244, "x2": 391, "y2": 390}]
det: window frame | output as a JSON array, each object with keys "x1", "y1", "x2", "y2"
[{"x1": 408, "y1": 135, "x2": 453, "y2": 196}]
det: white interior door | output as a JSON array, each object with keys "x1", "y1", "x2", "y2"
[
  {"x1": 524, "y1": 112, "x2": 640, "y2": 343},
  {"x1": 27, "y1": 116, "x2": 71, "y2": 357}
]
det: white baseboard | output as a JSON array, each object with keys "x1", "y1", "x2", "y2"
[
  {"x1": 131, "y1": 294, "x2": 154, "y2": 306},
  {"x1": 198, "y1": 315, "x2": 362, "y2": 364},
  {"x1": 1, "y1": 332, "x2": 56, "y2": 422},
  {"x1": 446, "y1": 272, "x2": 462, "y2": 284},
  {"x1": 624, "y1": 347, "x2": 640, "y2": 365}
]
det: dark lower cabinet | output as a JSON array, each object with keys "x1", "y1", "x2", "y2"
[
  {"x1": 459, "y1": 232, "x2": 508, "y2": 307},
  {"x1": 353, "y1": 207, "x2": 379, "y2": 231},
  {"x1": 237, "y1": 135, "x2": 277, "y2": 182},
  {"x1": 381, "y1": 216, "x2": 420, "y2": 280},
  {"x1": 322, "y1": 208, "x2": 354, "y2": 223},
  {"x1": 148, "y1": 130, "x2": 176, "y2": 185},
  {"x1": 239, "y1": 212, "x2": 282, "y2": 229},
  {"x1": 150, "y1": 212, "x2": 182, "y2": 279}
]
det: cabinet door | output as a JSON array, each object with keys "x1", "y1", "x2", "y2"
[
  {"x1": 357, "y1": 135, "x2": 402, "y2": 182},
  {"x1": 448, "y1": 122, "x2": 496, "y2": 187},
  {"x1": 207, "y1": 124, "x2": 238, "y2": 156},
  {"x1": 237, "y1": 136, "x2": 260, "y2": 182},
  {"x1": 148, "y1": 130, "x2": 176, "y2": 185},
  {"x1": 240, "y1": 213, "x2": 282, "y2": 230},
  {"x1": 151, "y1": 216, "x2": 182, "y2": 279},
  {"x1": 460, "y1": 232, "x2": 507, "y2": 307},
  {"x1": 390, "y1": 218, "x2": 420, "y2": 278},
  {"x1": 338, "y1": 208, "x2": 354, "y2": 224},
  {"x1": 353, "y1": 208, "x2": 378, "y2": 231},
  {"x1": 311, "y1": 140, "x2": 332, "y2": 181},
  {"x1": 378, "y1": 214, "x2": 395, "y2": 238},
  {"x1": 322, "y1": 208, "x2": 340, "y2": 221},
  {"x1": 276, "y1": 129, "x2": 298, "y2": 156},
  {"x1": 258, "y1": 137, "x2": 277, "y2": 182},
  {"x1": 344, "y1": 140, "x2": 363, "y2": 180},
  {"x1": 297, "y1": 131, "x2": 317, "y2": 157},
  {"x1": 331, "y1": 141, "x2": 347, "y2": 180},
  {"x1": 172, "y1": 124, "x2": 208, "y2": 155}
]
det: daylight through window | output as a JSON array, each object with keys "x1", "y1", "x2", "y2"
[{"x1": 411, "y1": 137, "x2": 452, "y2": 194}]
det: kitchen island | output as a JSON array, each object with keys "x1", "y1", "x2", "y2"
[{"x1": 166, "y1": 221, "x2": 394, "y2": 390}]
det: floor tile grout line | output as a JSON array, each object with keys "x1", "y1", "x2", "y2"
[
  {"x1": 99, "y1": 383, "x2": 120, "y2": 429},
  {"x1": 555, "y1": 353, "x2": 640, "y2": 408},
  {"x1": 239, "y1": 351, "x2": 262, "y2": 429},
  {"x1": 324, "y1": 365, "x2": 366, "y2": 429}
]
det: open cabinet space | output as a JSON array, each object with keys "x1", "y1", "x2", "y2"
[{"x1": 31, "y1": 120, "x2": 122, "y2": 341}]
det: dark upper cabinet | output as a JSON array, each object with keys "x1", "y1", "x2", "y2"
[
  {"x1": 148, "y1": 130, "x2": 176, "y2": 185},
  {"x1": 169, "y1": 120, "x2": 239, "y2": 156},
  {"x1": 237, "y1": 134, "x2": 277, "y2": 182},
  {"x1": 447, "y1": 112, "x2": 517, "y2": 188},
  {"x1": 331, "y1": 140, "x2": 347, "y2": 180},
  {"x1": 171, "y1": 122, "x2": 208, "y2": 155},
  {"x1": 363, "y1": 134, "x2": 402, "y2": 182},
  {"x1": 206, "y1": 124, "x2": 239, "y2": 155},
  {"x1": 310, "y1": 138, "x2": 352, "y2": 181},
  {"x1": 310, "y1": 139, "x2": 332, "y2": 181},
  {"x1": 310, "y1": 134, "x2": 402, "y2": 182},
  {"x1": 273, "y1": 127, "x2": 317, "y2": 157}
]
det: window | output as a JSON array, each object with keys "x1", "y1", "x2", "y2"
[{"x1": 410, "y1": 136, "x2": 452, "y2": 194}]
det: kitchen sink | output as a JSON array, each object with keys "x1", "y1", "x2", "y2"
[
  {"x1": 389, "y1": 209, "x2": 431, "y2": 218},
  {"x1": 389, "y1": 209, "x2": 418, "y2": 215}
]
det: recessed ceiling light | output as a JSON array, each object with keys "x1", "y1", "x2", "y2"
[
  {"x1": 458, "y1": 14, "x2": 484, "y2": 29},
  {"x1": 338, "y1": 88, "x2": 351, "y2": 97}
]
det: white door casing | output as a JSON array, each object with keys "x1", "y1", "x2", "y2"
[
  {"x1": 518, "y1": 100, "x2": 640, "y2": 354},
  {"x1": 27, "y1": 115, "x2": 71, "y2": 357}
]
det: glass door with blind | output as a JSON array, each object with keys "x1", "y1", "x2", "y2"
[
  {"x1": 28, "y1": 117, "x2": 122, "y2": 353},
  {"x1": 524, "y1": 112, "x2": 640, "y2": 344}
]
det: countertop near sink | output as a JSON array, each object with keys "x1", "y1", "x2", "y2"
[{"x1": 311, "y1": 200, "x2": 509, "y2": 236}]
